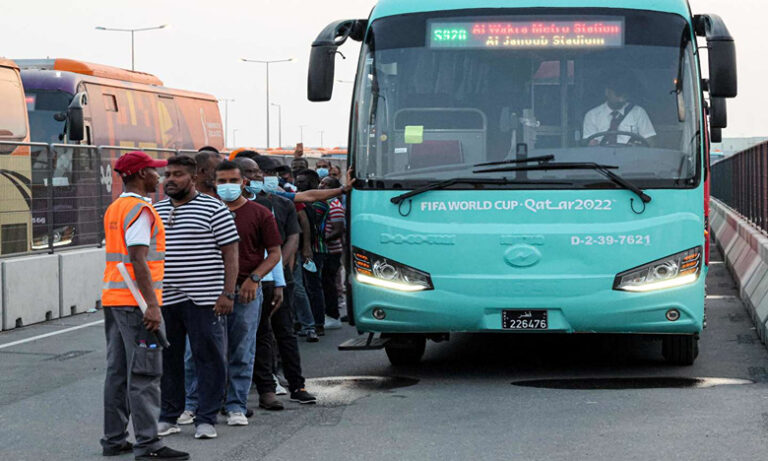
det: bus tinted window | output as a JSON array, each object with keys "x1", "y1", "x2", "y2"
[{"x1": 0, "y1": 67, "x2": 28, "y2": 140}]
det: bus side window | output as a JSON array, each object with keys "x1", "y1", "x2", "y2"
[{"x1": 103, "y1": 94, "x2": 118, "y2": 112}]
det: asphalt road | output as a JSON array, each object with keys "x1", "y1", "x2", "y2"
[{"x1": 1, "y1": 243, "x2": 767, "y2": 460}]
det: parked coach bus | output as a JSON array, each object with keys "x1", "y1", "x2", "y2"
[
  {"x1": 16, "y1": 58, "x2": 224, "y2": 250},
  {"x1": 0, "y1": 58, "x2": 32, "y2": 255},
  {"x1": 309, "y1": 0, "x2": 737, "y2": 365}
]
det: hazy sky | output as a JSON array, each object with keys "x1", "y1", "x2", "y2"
[{"x1": 1, "y1": 0, "x2": 762, "y2": 148}]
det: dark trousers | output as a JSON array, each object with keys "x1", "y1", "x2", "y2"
[
  {"x1": 319, "y1": 252, "x2": 342, "y2": 320},
  {"x1": 253, "y1": 282, "x2": 306, "y2": 393},
  {"x1": 304, "y1": 256, "x2": 326, "y2": 326},
  {"x1": 160, "y1": 300, "x2": 226, "y2": 426}
]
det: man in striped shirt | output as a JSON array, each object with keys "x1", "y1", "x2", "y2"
[
  {"x1": 154, "y1": 155, "x2": 240, "y2": 440},
  {"x1": 318, "y1": 176, "x2": 346, "y2": 329}
]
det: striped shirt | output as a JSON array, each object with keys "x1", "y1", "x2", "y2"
[
  {"x1": 325, "y1": 198, "x2": 345, "y2": 254},
  {"x1": 155, "y1": 193, "x2": 240, "y2": 306}
]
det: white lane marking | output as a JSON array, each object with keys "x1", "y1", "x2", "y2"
[
  {"x1": 709, "y1": 261, "x2": 724, "y2": 265},
  {"x1": 706, "y1": 295, "x2": 739, "y2": 300},
  {"x1": 0, "y1": 320, "x2": 104, "y2": 350}
]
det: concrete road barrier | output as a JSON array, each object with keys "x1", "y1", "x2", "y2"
[
  {"x1": 711, "y1": 199, "x2": 768, "y2": 345},
  {"x1": 59, "y1": 248, "x2": 105, "y2": 317},
  {"x1": 2, "y1": 254, "x2": 60, "y2": 330}
]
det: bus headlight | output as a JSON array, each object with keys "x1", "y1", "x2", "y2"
[
  {"x1": 614, "y1": 247, "x2": 702, "y2": 292},
  {"x1": 352, "y1": 247, "x2": 433, "y2": 292}
]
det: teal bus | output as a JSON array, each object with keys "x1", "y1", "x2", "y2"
[{"x1": 307, "y1": 0, "x2": 737, "y2": 365}]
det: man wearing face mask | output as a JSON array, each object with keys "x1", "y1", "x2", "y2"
[
  {"x1": 235, "y1": 157, "x2": 317, "y2": 407},
  {"x1": 214, "y1": 161, "x2": 283, "y2": 425},
  {"x1": 153, "y1": 156, "x2": 240, "y2": 440}
]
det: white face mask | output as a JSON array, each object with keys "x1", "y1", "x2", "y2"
[{"x1": 264, "y1": 176, "x2": 279, "y2": 192}]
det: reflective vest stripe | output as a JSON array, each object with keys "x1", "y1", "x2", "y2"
[
  {"x1": 106, "y1": 250, "x2": 165, "y2": 263},
  {"x1": 104, "y1": 280, "x2": 163, "y2": 290}
]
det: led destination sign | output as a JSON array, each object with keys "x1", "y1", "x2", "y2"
[{"x1": 428, "y1": 18, "x2": 624, "y2": 49}]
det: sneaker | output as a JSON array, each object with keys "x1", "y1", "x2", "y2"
[
  {"x1": 227, "y1": 411, "x2": 249, "y2": 426},
  {"x1": 259, "y1": 392, "x2": 285, "y2": 411},
  {"x1": 194, "y1": 423, "x2": 217, "y2": 439},
  {"x1": 273, "y1": 375, "x2": 288, "y2": 395},
  {"x1": 102, "y1": 441, "x2": 133, "y2": 456},
  {"x1": 135, "y1": 446, "x2": 189, "y2": 460},
  {"x1": 176, "y1": 410, "x2": 195, "y2": 426},
  {"x1": 245, "y1": 408, "x2": 254, "y2": 418},
  {"x1": 157, "y1": 422, "x2": 181, "y2": 437},
  {"x1": 340, "y1": 315, "x2": 349, "y2": 322},
  {"x1": 324, "y1": 316, "x2": 343, "y2": 330},
  {"x1": 306, "y1": 330, "x2": 319, "y2": 343},
  {"x1": 297, "y1": 329, "x2": 308, "y2": 337},
  {"x1": 315, "y1": 325, "x2": 325, "y2": 336},
  {"x1": 290, "y1": 388, "x2": 317, "y2": 404}
]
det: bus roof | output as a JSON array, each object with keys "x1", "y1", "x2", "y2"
[
  {"x1": 17, "y1": 59, "x2": 217, "y2": 102},
  {"x1": 370, "y1": 0, "x2": 692, "y2": 21},
  {"x1": 14, "y1": 58, "x2": 162, "y2": 85},
  {"x1": 0, "y1": 58, "x2": 19, "y2": 70}
]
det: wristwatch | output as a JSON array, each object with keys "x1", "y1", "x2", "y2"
[
  {"x1": 222, "y1": 291, "x2": 236, "y2": 300},
  {"x1": 249, "y1": 273, "x2": 262, "y2": 284}
]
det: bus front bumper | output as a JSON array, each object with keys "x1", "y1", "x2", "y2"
[{"x1": 351, "y1": 273, "x2": 705, "y2": 335}]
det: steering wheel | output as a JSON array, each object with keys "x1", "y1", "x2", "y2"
[{"x1": 582, "y1": 130, "x2": 649, "y2": 147}]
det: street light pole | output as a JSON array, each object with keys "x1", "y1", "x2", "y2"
[
  {"x1": 233, "y1": 129, "x2": 240, "y2": 147},
  {"x1": 299, "y1": 125, "x2": 308, "y2": 144},
  {"x1": 271, "y1": 103, "x2": 282, "y2": 148},
  {"x1": 319, "y1": 130, "x2": 325, "y2": 147},
  {"x1": 218, "y1": 98, "x2": 235, "y2": 146},
  {"x1": 241, "y1": 57, "x2": 292, "y2": 149},
  {"x1": 95, "y1": 24, "x2": 168, "y2": 71}
]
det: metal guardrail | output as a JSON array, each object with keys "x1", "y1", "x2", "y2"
[
  {"x1": 711, "y1": 141, "x2": 768, "y2": 234},
  {"x1": 0, "y1": 141, "x2": 180, "y2": 257}
]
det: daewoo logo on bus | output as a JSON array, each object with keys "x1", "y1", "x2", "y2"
[{"x1": 380, "y1": 233, "x2": 456, "y2": 245}]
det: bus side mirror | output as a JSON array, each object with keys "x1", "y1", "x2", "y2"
[
  {"x1": 709, "y1": 97, "x2": 727, "y2": 129},
  {"x1": 695, "y1": 14, "x2": 737, "y2": 98},
  {"x1": 308, "y1": 19, "x2": 367, "y2": 102},
  {"x1": 67, "y1": 92, "x2": 86, "y2": 142},
  {"x1": 710, "y1": 127, "x2": 722, "y2": 144}
]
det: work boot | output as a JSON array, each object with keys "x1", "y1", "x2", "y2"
[
  {"x1": 102, "y1": 441, "x2": 133, "y2": 456},
  {"x1": 135, "y1": 446, "x2": 189, "y2": 460},
  {"x1": 259, "y1": 392, "x2": 285, "y2": 411}
]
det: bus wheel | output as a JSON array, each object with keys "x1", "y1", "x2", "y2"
[
  {"x1": 384, "y1": 335, "x2": 426, "y2": 366},
  {"x1": 661, "y1": 335, "x2": 699, "y2": 366}
]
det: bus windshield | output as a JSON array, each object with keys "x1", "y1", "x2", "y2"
[
  {"x1": 353, "y1": 9, "x2": 700, "y2": 189},
  {"x1": 0, "y1": 67, "x2": 27, "y2": 140},
  {"x1": 26, "y1": 89, "x2": 71, "y2": 144}
]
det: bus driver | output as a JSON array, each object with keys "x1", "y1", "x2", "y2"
[{"x1": 582, "y1": 78, "x2": 656, "y2": 147}]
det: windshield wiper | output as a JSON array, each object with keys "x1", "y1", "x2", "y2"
[
  {"x1": 473, "y1": 162, "x2": 652, "y2": 204},
  {"x1": 473, "y1": 154, "x2": 555, "y2": 168},
  {"x1": 389, "y1": 177, "x2": 572, "y2": 205}
]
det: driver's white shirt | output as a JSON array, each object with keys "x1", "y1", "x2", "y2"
[{"x1": 582, "y1": 102, "x2": 656, "y2": 144}]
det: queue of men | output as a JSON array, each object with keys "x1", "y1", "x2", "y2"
[{"x1": 101, "y1": 148, "x2": 352, "y2": 460}]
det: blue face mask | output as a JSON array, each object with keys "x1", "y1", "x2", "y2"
[
  {"x1": 245, "y1": 180, "x2": 264, "y2": 196},
  {"x1": 264, "y1": 176, "x2": 279, "y2": 192},
  {"x1": 216, "y1": 184, "x2": 242, "y2": 202},
  {"x1": 317, "y1": 168, "x2": 329, "y2": 179}
]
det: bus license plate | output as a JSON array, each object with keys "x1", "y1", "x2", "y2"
[{"x1": 502, "y1": 310, "x2": 548, "y2": 330}]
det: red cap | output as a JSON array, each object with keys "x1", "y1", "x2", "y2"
[{"x1": 114, "y1": 151, "x2": 168, "y2": 176}]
